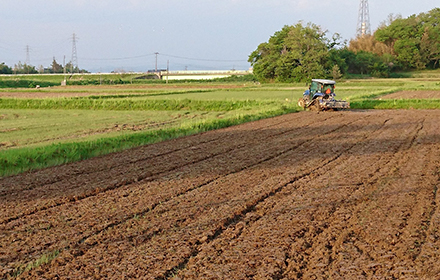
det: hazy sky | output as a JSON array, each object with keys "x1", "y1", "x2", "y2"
[{"x1": 0, "y1": 0, "x2": 438, "y2": 72}]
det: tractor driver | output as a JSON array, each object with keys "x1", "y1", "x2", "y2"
[{"x1": 303, "y1": 85, "x2": 311, "y2": 97}]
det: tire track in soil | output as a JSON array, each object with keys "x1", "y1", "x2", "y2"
[
  {"x1": 10, "y1": 111, "x2": 372, "y2": 278},
  {"x1": 281, "y1": 113, "x2": 437, "y2": 279},
  {"x1": 280, "y1": 115, "x2": 432, "y2": 279},
  {"x1": 287, "y1": 115, "x2": 428, "y2": 279},
  {"x1": 174, "y1": 111, "x2": 436, "y2": 279},
  {"x1": 398, "y1": 115, "x2": 440, "y2": 278},
  {"x1": 413, "y1": 152, "x2": 440, "y2": 278},
  {"x1": 18, "y1": 111, "x2": 388, "y2": 278},
  {"x1": 1, "y1": 112, "x2": 353, "y2": 277},
  {"x1": 173, "y1": 111, "x2": 401, "y2": 279},
  {"x1": 0, "y1": 112, "x2": 339, "y2": 225},
  {"x1": 334, "y1": 117, "x2": 433, "y2": 279},
  {"x1": 146, "y1": 111, "x2": 440, "y2": 279},
  {"x1": 8, "y1": 110, "x2": 438, "y2": 276}
]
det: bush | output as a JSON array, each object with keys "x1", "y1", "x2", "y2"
[{"x1": 0, "y1": 80, "x2": 57, "y2": 88}]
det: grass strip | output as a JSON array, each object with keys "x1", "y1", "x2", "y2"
[
  {"x1": 0, "y1": 98, "x2": 276, "y2": 111},
  {"x1": 85, "y1": 89, "x2": 214, "y2": 99},
  {"x1": 11, "y1": 250, "x2": 60, "y2": 278},
  {"x1": 347, "y1": 88, "x2": 402, "y2": 100},
  {"x1": 0, "y1": 106, "x2": 298, "y2": 177}
]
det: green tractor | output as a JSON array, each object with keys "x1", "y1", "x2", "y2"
[{"x1": 298, "y1": 79, "x2": 350, "y2": 111}]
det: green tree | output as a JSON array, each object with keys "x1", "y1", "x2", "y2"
[
  {"x1": 326, "y1": 48, "x2": 350, "y2": 76},
  {"x1": 393, "y1": 38, "x2": 425, "y2": 70},
  {"x1": 248, "y1": 22, "x2": 331, "y2": 83},
  {"x1": 374, "y1": 8, "x2": 440, "y2": 70},
  {"x1": 0, "y1": 62, "x2": 12, "y2": 74},
  {"x1": 51, "y1": 58, "x2": 63, "y2": 73},
  {"x1": 354, "y1": 51, "x2": 375, "y2": 75},
  {"x1": 419, "y1": 9, "x2": 440, "y2": 68},
  {"x1": 13, "y1": 61, "x2": 38, "y2": 74}
]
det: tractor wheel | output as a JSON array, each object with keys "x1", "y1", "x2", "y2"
[
  {"x1": 297, "y1": 98, "x2": 305, "y2": 109},
  {"x1": 309, "y1": 100, "x2": 321, "y2": 111}
]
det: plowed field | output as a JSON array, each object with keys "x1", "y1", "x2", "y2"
[{"x1": 1, "y1": 110, "x2": 440, "y2": 279}]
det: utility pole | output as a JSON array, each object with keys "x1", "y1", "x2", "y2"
[
  {"x1": 62, "y1": 55, "x2": 67, "y2": 86},
  {"x1": 155, "y1": 52, "x2": 159, "y2": 72},
  {"x1": 356, "y1": 0, "x2": 371, "y2": 37},
  {"x1": 166, "y1": 60, "x2": 169, "y2": 84},
  {"x1": 71, "y1": 33, "x2": 79, "y2": 73}
]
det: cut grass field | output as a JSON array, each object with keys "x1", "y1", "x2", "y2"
[{"x1": 1, "y1": 76, "x2": 440, "y2": 177}]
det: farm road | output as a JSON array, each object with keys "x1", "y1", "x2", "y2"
[{"x1": 1, "y1": 110, "x2": 440, "y2": 279}]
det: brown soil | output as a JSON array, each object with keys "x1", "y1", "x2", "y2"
[
  {"x1": 1, "y1": 110, "x2": 440, "y2": 279},
  {"x1": 379, "y1": 90, "x2": 440, "y2": 99}
]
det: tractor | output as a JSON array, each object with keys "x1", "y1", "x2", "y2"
[{"x1": 297, "y1": 79, "x2": 350, "y2": 111}]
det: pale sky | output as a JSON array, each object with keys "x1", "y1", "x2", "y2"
[{"x1": 0, "y1": 0, "x2": 438, "y2": 72}]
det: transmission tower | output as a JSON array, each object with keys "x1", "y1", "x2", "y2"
[
  {"x1": 25, "y1": 45, "x2": 30, "y2": 65},
  {"x1": 356, "y1": 0, "x2": 371, "y2": 37},
  {"x1": 71, "y1": 33, "x2": 79, "y2": 73}
]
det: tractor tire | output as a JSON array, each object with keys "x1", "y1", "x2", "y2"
[
  {"x1": 309, "y1": 100, "x2": 321, "y2": 111},
  {"x1": 297, "y1": 98, "x2": 305, "y2": 109}
]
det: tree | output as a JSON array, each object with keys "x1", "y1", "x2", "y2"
[
  {"x1": 51, "y1": 58, "x2": 63, "y2": 73},
  {"x1": 326, "y1": 48, "x2": 351, "y2": 76},
  {"x1": 373, "y1": 8, "x2": 440, "y2": 70},
  {"x1": 419, "y1": 9, "x2": 440, "y2": 69},
  {"x1": 331, "y1": 64, "x2": 342, "y2": 80},
  {"x1": 248, "y1": 22, "x2": 332, "y2": 83},
  {"x1": 349, "y1": 34, "x2": 392, "y2": 56},
  {"x1": 0, "y1": 62, "x2": 12, "y2": 74},
  {"x1": 13, "y1": 61, "x2": 38, "y2": 74},
  {"x1": 353, "y1": 51, "x2": 376, "y2": 75}
]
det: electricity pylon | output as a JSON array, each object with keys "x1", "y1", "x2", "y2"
[
  {"x1": 356, "y1": 0, "x2": 371, "y2": 37},
  {"x1": 71, "y1": 33, "x2": 79, "y2": 73}
]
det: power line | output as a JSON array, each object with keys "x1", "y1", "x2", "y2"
[
  {"x1": 160, "y1": 53, "x2": 246, "y2": 62},
  {"x1": 80, "y1": 53, "x2": 156, "y2": 61},
  {"x1": 79, "y1": 52, "x2": 246, "y2": 63}
]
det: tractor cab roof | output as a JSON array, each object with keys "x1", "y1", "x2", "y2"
[{"x1": 311, "y1": 79, "x2": 336, "y2": 85}]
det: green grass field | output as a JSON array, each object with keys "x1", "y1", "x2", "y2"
[{"x1": 1, "y1": 75, "x2": 440, "y2": 177}]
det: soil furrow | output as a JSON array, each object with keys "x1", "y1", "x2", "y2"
[
  {"x1": 2, "y1": 111, "x2": 332, "y2": 193},
  {"x1": 174, "y1": 109, "x2": 432, "y2": 275},
  {"x1": 296, "y1": 114, "x2": 436, "y2": 278},
  {"x1": 11, "y1": 113, "x2": 365, "y2": 278},
  {"x1": 1, "y1": 112, "x2": 354, "y2": 276},
  {"x1": 0, "y1": 113, "x2": 333, "y2": 224},
  {"x1": 3, "y1": 110, "x2": 440, "y2": 279},
  {"x1": 173, "y1": 111, "x2": 396, "y2": 279},
  {"x1": 0, "y1": 114, "x2": 296, "y2": 194},
  {"x1": 292, "y1": 114, "x2": 428, "y2": 278},
  {"x1": 153, "y1": 112, "x2": 386, "y2": 278},
  {"x1": 0, "y1": 112, "x2": 336, "y2": 216}
]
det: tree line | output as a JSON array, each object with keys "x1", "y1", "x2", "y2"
[
  {"x1": 249, "y1": 8, "x2": 440, "y2": 82},
  {"x1": 0, "y1": 58, "x2": 88, "y2": 75}
]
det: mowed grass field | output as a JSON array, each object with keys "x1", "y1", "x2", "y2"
[{"x1": 1, "y1": 74, "x2": 440, "y2": 177}]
